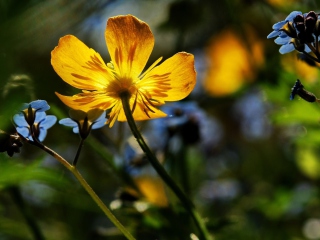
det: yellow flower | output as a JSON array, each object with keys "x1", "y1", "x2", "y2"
[{"x1": 51, "y1": 15, "x2": 196, "y2": 127}]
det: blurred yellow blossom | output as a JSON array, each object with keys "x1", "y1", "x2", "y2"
[
  {"x1": 203, "y1": 28, "x2": 264, "y2": 96},
  {"x1": 134, "y1": 176, "x2": 168, "y2": 207},
  {"x1": 266, "y1": 0, "x2": 298, "y2": 8},
  {"x1": 51, "y1": 15, "x2": 196, "y2": 127},
  {"x1": 281, "y1": 54, "x2": 318, "y2": 83}
]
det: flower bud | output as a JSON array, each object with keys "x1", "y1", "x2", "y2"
[
  {"x1": 305, "y1": 11, "x2": 318, "y2": 33},
  {"x1": 293, "y1": 14, "x2": 305, "y2": 32}
]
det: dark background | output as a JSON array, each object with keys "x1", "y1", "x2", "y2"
[{"x1": 1, "y1": 0, "x2": 320, "y2": 239}]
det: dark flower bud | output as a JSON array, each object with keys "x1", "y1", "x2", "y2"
[
  {"x1": 180, "y1": 116, "x2": 200, "y2": 145},
  {"x1": 305, "y1": 11, "x2": 318, "y2": 33},
  {"x1": 0, "y1": 130, "x2": 23, "y2": 157},
  {"x1": 290, "y1": 79, "x2": 318, "y2": 102},
  {"x1": 281, "y1": 22, "x2": 297, "y2": 38},
  {"x1": 294, "y1": 14, "x2": 305, "y2": 32}
]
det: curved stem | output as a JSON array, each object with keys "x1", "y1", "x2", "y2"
[
  {"x1": 69, "y1": 166, "x2": 135, "y2": 240},
  {"x1": 27, "y1": 139, "x2": 135, "y2": 240},
  {"x1": 120, "y1": 92, "x2": 212, "y2": 240}
]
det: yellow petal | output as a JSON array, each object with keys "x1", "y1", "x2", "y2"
[
  {"x1": 141, "y1": 52, "x2": 196, "y2": 101},
  {"x1": 55, "y1": 92, "x2": 116, "y2": 112},
  {"x1": 51, "y1": 35, "x2": 112, "y2": 90},
  {"x1": 134, "y1": 176, "x2": 168, "y2": 207},
  {"x1": 115, "y1": 101, "x2": 167, "y2": 122},
  {"x1": 105, "y1": 15, "x2": 154, "y2": 77}
]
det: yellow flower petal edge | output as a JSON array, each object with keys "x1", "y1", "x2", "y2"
[
  {"x1": 51, "y1": 35, "x2": 113, "y2": 91},
  {"x1": 51, "y1": 14, "x2": 196, "y2": 127},
  {"x1": 106, "y1": 15, "x2": 154, "y2": 77}
]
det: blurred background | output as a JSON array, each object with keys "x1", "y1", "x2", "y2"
[{"x1": 1, "y1": 0, "x2": 320, "y2": 239}]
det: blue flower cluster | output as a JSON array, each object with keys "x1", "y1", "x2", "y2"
[
  {"x1": 13, "y1": 100, "x2": 107, "y2": 143},
  {"x1": 13, "y1": 100, "x2": 57, "y2": 142},
  {"x1": 59, "y1": 108, "x2": 107, "y2": 139},
  {"x1": 267, "y1": 11, "x2": 320, "y2": 54}
]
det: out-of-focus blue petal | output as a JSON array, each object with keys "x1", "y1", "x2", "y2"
[
  {"x1": 30, "y1": 100, "x2": 50, "y2": 112},
  {"x1": 41, "y1": 115, "x2": 57, "y2": 129},
  {"x1": 92, "y1": 121, "x2": 106, "y2": 130},
  {"x1": 59, "y1": 118, "x2": 78, "y2": 127},
  {"x1": 38, "y1": 129, "x2": 47, "y2": 142},
  {"x1": 285, "y1": 11, "x2": 302, "y2": 21},
  {"x1": 272, "y1": 20, "x2": 286, "y2": 30},
  {"x1": 275, "y1": 36, "x2": 291, "y2": 45},
  {"x1": 279, "y1": 43, "x2": 295, "y2": 54},
  {"x1": 279, "y1": 31, "x2": 289, "y2": 38},
  {"x1": 305, "y1": 45, "x2": 312, "y2": 53},
  {"x1": 267, "y1": 30, "x2": 280, "y2": 39},
  {"x1": 16, "y1": 127, "x2": 30, "y2": 139},
  {"x1": 91, "y1": 112, "x2": 107, "y2": 130},
  {"x1": 35, "y1": 112, "x2": 46, "y2": 122},
  {"x1": 59, "y1": 118, "x2": 80, "y2": 134},
  {"x1": 72, "y1": 127, "x2": 80, "y2": 134},
  {"x1": 13, "y1": 114, "x2": 28, "y2": 127}
]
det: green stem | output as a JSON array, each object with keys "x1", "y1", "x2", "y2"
[
  {"x1": 120, "y1": 92, "x2": 212, "y2": 240},
  {"x1": 179, "y1": 145, "x2": 191, "y2": 197},
  {"x1": 69, "y1": 166, "x2": 135, "y2": 240},
  {"x1": 73, "y1": 138, "x2": 85, "y2": 166},
  {"x1": 28, "y1": 139, "x2": 135, "y2": 240}
]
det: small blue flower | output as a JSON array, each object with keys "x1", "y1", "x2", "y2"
[
  {"x1": 17, "y1": 100, "x2": 51, "y2": 126},
  {"x1": 20, "y1": 100, "x2": 50, "y2": 113},
  {"x1": 13, "y1": 111, "x2": 57, "y2": 142},
  {"x1": 267, "y1": 11, "x2": 301, "y2": 39},
  {"x1": 59, "y1": 109, "x2": 107, "y2": 139},
  {"x1": 267, "y1": 11, "x2": 316, "y2": 54}
]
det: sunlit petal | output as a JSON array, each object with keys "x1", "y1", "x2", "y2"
[
  {"x1": 141, "y1": 52, "x2": 196, "y2": 101},
  {"x1": 105, "y1": 15, "x2": 154, "y2": 77},
  {"x1": 117, "y1": 101, "x2": 167, "y2": 122},
  {"x1": 51, "y1": 35, "x2": 112, "y2": 90},
  {"x1": 55, "y1": 92, "x2": 116, "y2": 112}
]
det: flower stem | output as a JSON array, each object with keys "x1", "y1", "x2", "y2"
[
  {"x1": 73, "y1": 138, "x2": 85, "y2": 166},
  {"x1": 69, "y1": 166, "x2": 136, "y2": 240},
  {"x1": 120, "y1": 92, "x2": 212, "y2": 240},
  {"x1": 28, "y1": 139, "x2": 135, "y2": 240},
  {"x1": 306, "y1": 43, "x2": 320, "y2": 62}
]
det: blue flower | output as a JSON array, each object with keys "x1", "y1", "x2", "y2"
[
  {"x1": 267, "y1": 11, "x2": 301, "y2": 39},
  {"x1": 59, "y1": 108, "x2": 107, "y2": 139},
  {"x1": 267, "y1": 11, "x2": 316, "y2": 54},
  {"x1": 13, "y1": 111, "x2": 57, "y2": 142},
  {"x1": 20, "y1": 100, "x2": 50, "y2": 113},
  {"x1": 17, "y1": 100, "x2": 51, "y2": 126},
  {"x1": 151, "y1": 101, "x2": 222, "y2": 148}
]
